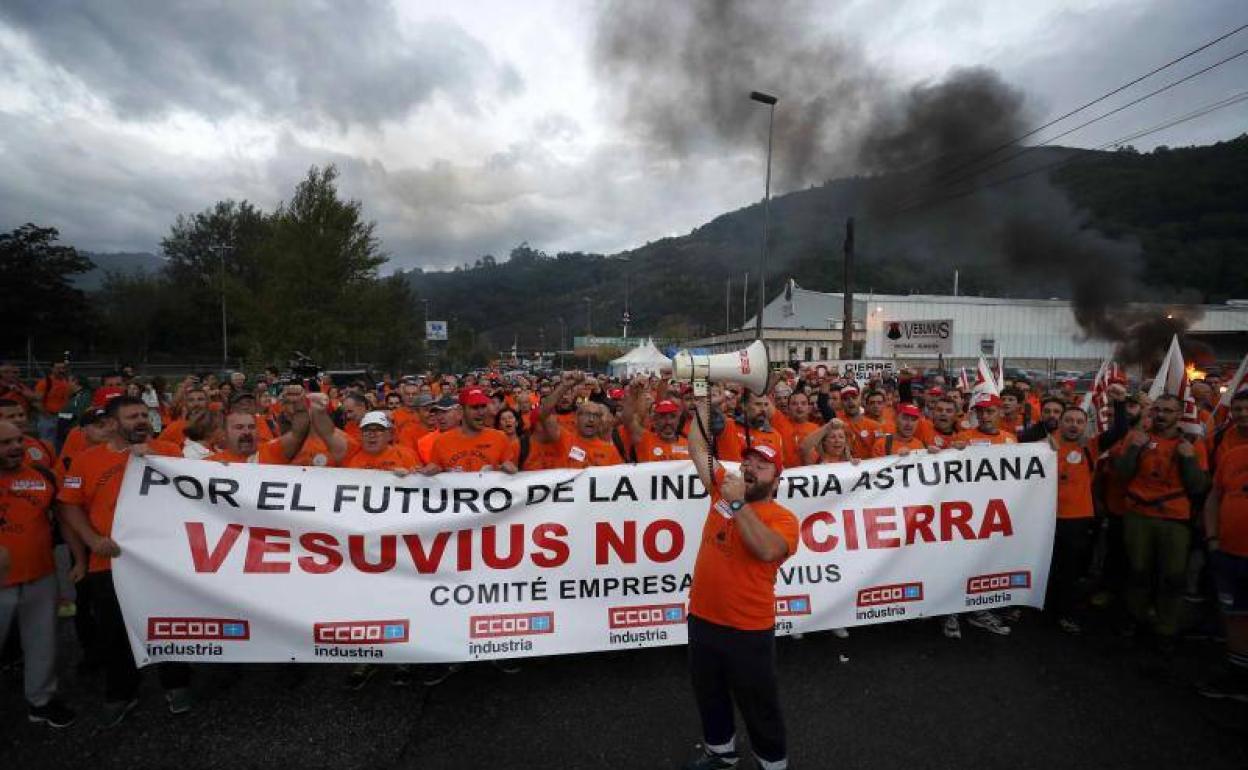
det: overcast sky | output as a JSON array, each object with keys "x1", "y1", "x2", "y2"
[{"x1": 1, "y1": 0, "x2": 1244, "y2": 270}]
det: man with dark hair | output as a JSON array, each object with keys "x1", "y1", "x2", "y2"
[
  {"x1": 1213, "y1": 389, "x2": 1248, "y2": 467},
  {"x1": 57, "y1": 396, "x2": 187, "y2": 725},
  {"x1": 1116, "y1": 393, "x2": 1209, "y2": 649},
  {"x1": 683, "y1": 390, "x2": 798, "y2": 770},
  {"x1": 718, "y1": 389, "x2": 786, "y2": 463},
  {"x1": 340, "y1": 392, "x2": 369, "y2": 442},
  {"x1": 927, "y1": 396, "x2": 966, "y2": 451}
]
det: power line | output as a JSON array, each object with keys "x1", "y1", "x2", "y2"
[
  {"x1": 921, "y1": 45, "x2": 1248, "y2": 195},
  {"x1": 923, "y1": 21, "x2": 1248, "y2": 185},
  {"x1": 888, "y1": 88, "x2": 1248, "y2": 217}
]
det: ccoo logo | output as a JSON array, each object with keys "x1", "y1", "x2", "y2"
[
  {"x1": 608, "y1": 603, "x2": 685, "y2": 629},
  {"x1": 148, "y1": 617, "x2": 250, "y2": 641},
  {"x1": 775, "y1": 595, "x2": 812, "y2": 616},
  {"x1": 470, "y1": 611, "x2": 555, "y2": 639},
  {"x1": 856, "y1": 582, "x2": 924, "y2": 607},
  {"x1": 966, "y1": 571, "x2": 1031, "y2": 594},
  {"x1": 314, "y1": 619, "x2": 410, "y2": 645}
]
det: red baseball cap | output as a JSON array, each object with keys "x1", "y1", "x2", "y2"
[
  {"x1": 91, "y1": 386, "x2": 124, "y2": 409},
  {"x1": 742, "y1": 444, "x2": 784, "y2": 474},
  {"x1": 898, "y1": 403, "x2": 922, "y2": 418},
  {"x1": 840, "y1": 385, "x2": 860, "y2": 397},
  {"x1": 653, "y1": 399, "x2": 680, "y2": 414},
  {"x1": 928, "y1": 386, "x2": 944, "y2": 396},
  {"x1": 458, "y1": 387, "x2": 490, "y2": 407},
  {"x1": 608, "y1": 388, "x2": 626, "y2": 400}
]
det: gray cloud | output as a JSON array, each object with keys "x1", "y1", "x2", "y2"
[
  {"x1": 0, "y1": 0, "x2": 521, "y2": 126},
  {"x1": 1, "y1": 0, "x2": 1245, "y2": 277},
  {"x1": 593, "y1": 0, "x2": 881, "y2": 187}
]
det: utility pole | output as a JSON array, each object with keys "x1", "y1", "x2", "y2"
[
  {"x1": 209, "y1": 243, "x2": 232, "y2": 369},
  {"x1": 750, "y1": 90, "x2": 777, "y2": 341},
  {"x1": 841, "y1": 218, "x2": 855, "y2": 360},
  {"x1": 725, "y1": 278, "x2": 731, "y2": 334},
  {"x1": 742, "y1": 271, "x2": 748, "y2": 333}
]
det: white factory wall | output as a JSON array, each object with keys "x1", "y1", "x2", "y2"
[{"x1": 863, "y1": 295, "x2": 1115, "y2": 359}]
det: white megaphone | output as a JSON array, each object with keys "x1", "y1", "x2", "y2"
[{"x1": 671, "y1": 340, "x2": 770, "y2": 395}]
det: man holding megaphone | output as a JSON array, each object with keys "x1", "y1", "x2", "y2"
[{"x1": 671, "y1": 341, "x2": 799, "y2": 770}]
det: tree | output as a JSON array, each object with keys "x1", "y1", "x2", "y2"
[
  {"x1": 0, "y1": 224, "x2": 94, "y2": 357},
  {"x1": 252, "y1": 165, "x2": 387, "y2": 362},
  {"x1": 160, "y1": 199, "x2": 272, "y2": 356}
]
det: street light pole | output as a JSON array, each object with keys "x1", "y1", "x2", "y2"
[
  {"x1": 750, "y1": 90, "x2": 777, "y2": 342},
  {"x1": 209, "y1": 243, "x2": 231, "y2": 370},
  {"x1": 584, "y1": 297, "x2": 593, "y2": 336}
]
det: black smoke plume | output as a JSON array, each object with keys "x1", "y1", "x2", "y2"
[
  {"x1": 593, "y1": 0, "x2": 1201, "y2": 364},
  {"x1": 593, "y1": 0, "x2": 876, "y2": 185}
]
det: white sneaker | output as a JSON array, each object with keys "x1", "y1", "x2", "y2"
[
  {"x1": 832, "y1": 627, "x2": 849, "y2": 639},
  {"x1": 942, "y1": 615, "x2": 962, "y2": 639},
  {"x1": 967, "y1": 611, "x2": 1011, "y2": 636}
]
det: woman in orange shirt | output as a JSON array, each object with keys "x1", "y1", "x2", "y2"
[{"x1": 799, "y1": 419, "x2": 859, "y2": 466}]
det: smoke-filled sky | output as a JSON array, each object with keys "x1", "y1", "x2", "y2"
[{"x1": 0, "y1": 0, "x2": 1244, "y2": 269}]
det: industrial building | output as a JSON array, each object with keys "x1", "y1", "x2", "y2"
[{"x1": 681, "y1": 280, "x2": 1248, "y2": 375}]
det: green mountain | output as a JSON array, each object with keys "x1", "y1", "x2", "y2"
[
  {"x1": 75, "y1": 251, "x2": 166, "y2": 290},
  {"x1": 404, "y1": 136, "x2": 1248, "y2": 352}
]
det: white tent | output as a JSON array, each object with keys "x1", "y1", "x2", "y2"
[{"x1": 609, "y1": 338, "x2": 672, "y2": 378}]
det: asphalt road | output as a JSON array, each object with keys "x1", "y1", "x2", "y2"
[{"x1": 2, "y1": 610, "x2": 1246, "y2": 769}]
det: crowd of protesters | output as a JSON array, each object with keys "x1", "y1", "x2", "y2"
[{"x1": 1, "y1": 356, "x2": 1246, "y2": 733}]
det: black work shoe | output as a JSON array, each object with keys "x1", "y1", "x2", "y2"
[
  {"x1": 1197, "y1": 670, "x2": 1248, "y2": 703},
  {"x1": 683, "y1": 745, "x2": 740, "y2": 769},
  {"x1": 28, "y1": 699, "x2": 76, "y2": 728},
  {"x1": 101, "y1": 698, "x2": 139, "y2": 728},
  {"x1": 421, "y1": 663, "x2": 464, "y2": 687},
  {"x1": 391, "y1": 664, "x2": 414, "y2": 687}
]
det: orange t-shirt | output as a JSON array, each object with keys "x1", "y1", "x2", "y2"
[
  {"x1": 35, "y1": 376, "x2": 71, "y2": 414},
  {"x1": 22, "y1": 435, "x2": 55, "y2": 468},
  {"x1": 416, "y1": 430, "x2": 440, "y2": 466},
  {"x1": 717, "y1": 423, "x2": 786, "y2": 463},
  {"x1": 1215, "y1": 427, "x2": 1248, "y2": 469},
  {"x1": 1213, "y1": 444, "x2": 1248, "y2": 557},
  {"x1": 344, "y1": 444, "x2": 420, "y2": 472},
  {"x1": 842, "y1": 414, "x2": 883, "y2": 459},
  {"x1": 958, "y1": 428, "x2": 1018, "y2": 447},
  {"x1": 429, "y1": 428, "x2": 517, "y2": 472},
  {"x1": 0, "y1": 465, "x2": 57, "y2": 586},
  {"x1": 928, "y1": 428, "x2": 960, "y2": 450},
  {"x1": 528, "y1": 430, "x2": 623, "y2": 469},
  {"x1": 254, "y1": 414, "x2": 277, "y2": 442},
  {"x1": 1054, "y1": 437, "x2": 1096, "y2": 519},
  {"x1": 59, "y1": 440, "x2": 181, "y2": 572},
  {"x1": 635, "y1": 430, "x2": 691, "y2": 463},
  {"x1": 784, "y1": 421, "x2": 820, "y2": 468},
  {"x1": 396, "y1": 418, "x2": 431, "y2": 451},
  {"x1": 60, "y1": 426, "x2": 88, "y2": 463},
  {"x1": 871, "y1": 433, "x2": 927, "y2": 458},
  {"x1": 205, "y1": 439, "x2": 289, "y2": 465},
  {"x1": 689, "y1": 467, "x2": 799, "y2": 631},
  {"x1": 1126, "y1": 434, "x2": 1208, "y2": 520},
  {"x1": 290, "y1": 432, "x2": 358, "y2": 468},
  {"x1": 160, "y1": 418, "x2": 190, "y2": 445}
]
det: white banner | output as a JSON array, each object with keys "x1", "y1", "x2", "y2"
[
  {"x1": 801, "y1": 359, "x2": 897, "y2": 381},
  {"x1": 113, "y1": 445, "x2": 1056, "y2": 666}
]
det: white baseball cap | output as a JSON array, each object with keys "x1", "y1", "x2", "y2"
[{"x1": 359, "y1": 411, "x2": 393, "y2": 430}]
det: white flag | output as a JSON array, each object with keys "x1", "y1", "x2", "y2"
[{"x1": 1148, "y1": 335, "x2": 1203, "y2": 437}]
